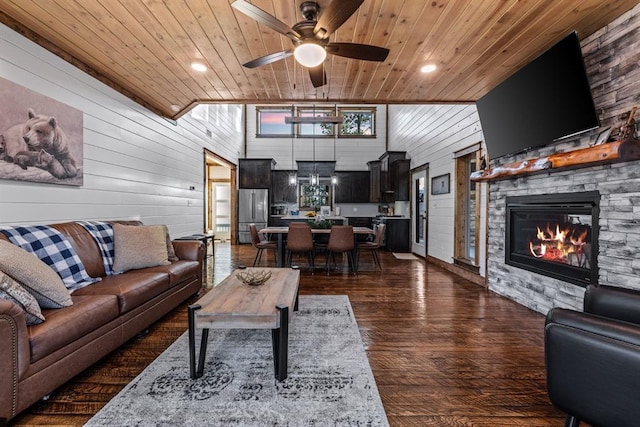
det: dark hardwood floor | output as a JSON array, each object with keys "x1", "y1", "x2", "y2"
[{"x1": 9, "y1": 243, "x2": 566, "y2": 426}]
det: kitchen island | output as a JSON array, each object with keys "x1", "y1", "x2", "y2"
[{"x1": 270, "y1": 215, "x2": 347, "y2": 226}]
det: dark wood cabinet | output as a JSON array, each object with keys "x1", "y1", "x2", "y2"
[
  {"x1": 334, "y1": 171, "x2": 370, "y2": 203},
  {"x1": 384, "y1": 218, "x2": 410, "y2": 252},
  {"x1": 296, "y1": 161, "x2": 335, "y2": 177},
  {"x1": 367, "y1": 161, "x2": 381, "y2": 203},
  {"x1": 271, "y1": 170, "x2": 297, "y2": 203},
  {"x1": 238, "y1": 159, "x2": 275, "y2": 189},
  {"x1": 390, "y1": 159, "x2": 411, "y2": 201},
  {"x1": 380, "y1": 151, "x2": 407, "y2": 195}
]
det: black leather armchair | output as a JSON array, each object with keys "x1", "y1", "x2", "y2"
[{"x1": 545, "y1": 285, "x2": 640, "y2": 427}]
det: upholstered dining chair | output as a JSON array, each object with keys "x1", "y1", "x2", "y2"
[
  {"x1": 357, "y1": 224, "x2": 385, "y2": 270},
  {"x1": 286, "y1": 223, "x2": 315, "y2": 272},
  {"x1": 325, "y1": 225, "x2": 355, "y2": 275},
  {"x1": 249, "y1": 223, "x2": 277, "y2": 267}
]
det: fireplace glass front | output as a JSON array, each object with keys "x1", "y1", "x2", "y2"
[{"x1": 505, "y1": 191, "x2": 599, "y2": 286}]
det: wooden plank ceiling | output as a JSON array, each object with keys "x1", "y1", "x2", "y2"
[{"x1": 0, "y1": 0, "x2": 637, "y2": 120}]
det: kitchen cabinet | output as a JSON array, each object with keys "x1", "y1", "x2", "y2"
[
  {"x1": 271, "y1": 170, "x2": 297, "y2": 203},
  {"x1": 367, "y1": 161, "x2": 381, "y2": 203},
  {"x1": 238, "y1": 159, "x2": 275, "y2": 189},
  {"x1": 296, "y1": 161, "x2": 335, "y2": 177},
  {"x1": 334, "y1": 171, "x2": 370, "y2": 203},
  {"x1": 380, "y1": 151, "x2": 406, "y2": 195},
  {"x1": 385, "y1": 218, "x2": 410, "y2": 252},
  {"x1": 390, "y1": 159, "x2": 411, "y2": 201}
]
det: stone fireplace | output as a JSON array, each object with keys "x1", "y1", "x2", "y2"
[
  {"x1": 505, "y1": 191, "x2": 599, "y2": 287},
  {"x1": 484, "y1": 5, "x2": 640, "y2": 315}
]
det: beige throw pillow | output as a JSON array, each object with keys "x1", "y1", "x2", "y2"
[
  {"x1": 163, "y1": 225, "x2": 179, "y2": 262},
  {"x1": 0, "y1": 240, "x2": 72, "y2": 308},
  {"x1": 112, "y1": 224, "x2": 170, "y2": 273},
  {"x1": 0, "y1": 270, "x2": 46, "y2": 325}
]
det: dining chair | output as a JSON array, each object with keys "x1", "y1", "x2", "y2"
[
  {"x1": 357, "y1": 224, "x2": 385, "y2": 270},
  {"x1": 286, "y1": 223, "x2": 315, "y2": 273},
  {"x1": 249, "y1": 223, "x2": 277, "y2": 267},
  {"x1": 325, "y1": 225, "x2": 355, "y2": 274}
]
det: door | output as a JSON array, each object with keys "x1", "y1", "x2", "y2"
[
  {"x1": 411, "y1": 169, "x2": 427, "y2": 257},
  {"x1": 212, "y1": 183, "x2": 231, "y2": 242}
]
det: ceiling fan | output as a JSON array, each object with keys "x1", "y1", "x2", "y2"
[{"x1": 231, "y1": 0, "x2": 390, "y2": 88}]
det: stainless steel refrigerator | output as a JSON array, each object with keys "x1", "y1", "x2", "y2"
[{"x1": 238, "y1": 189, "x2": 269, "y2": 244}]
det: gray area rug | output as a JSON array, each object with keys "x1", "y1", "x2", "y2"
[{"x1": 86, "y1": 295, "x2": 388, "y2": 426}]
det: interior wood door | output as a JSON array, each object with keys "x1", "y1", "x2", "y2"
[{"x1": 411, "y1": 169, "x2": 427, "y2": 257}]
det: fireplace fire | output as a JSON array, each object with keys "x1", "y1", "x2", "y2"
[{"x1": 505, "y1": 191, "x2": 599, "y2": 286}]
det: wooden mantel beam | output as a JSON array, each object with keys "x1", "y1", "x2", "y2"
[{"x1": 471, "y1": 137, "x2": 640, "y2": 182}]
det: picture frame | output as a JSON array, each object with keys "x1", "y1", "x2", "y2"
[
  {"x1": 594, "y1": 126, "x2": 612, "y2": 145},
  {"x1": 431, "y1": 173, "x2": 450, "y2": 195}
]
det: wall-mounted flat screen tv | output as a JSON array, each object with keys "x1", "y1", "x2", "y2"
[{"x1": 476, "y1": 31, "x2": 600, "y2": 160}]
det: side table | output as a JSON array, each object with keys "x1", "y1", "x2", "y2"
[{"x1": 175, "y1": 233, "x2": 215, "y2": 284}]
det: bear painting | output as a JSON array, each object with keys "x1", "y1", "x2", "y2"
[{"x1": 0, "y1": 77, "x2": 83, "y2": 186}]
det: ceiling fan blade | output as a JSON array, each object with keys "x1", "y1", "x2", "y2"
[
  {"x1": 326, "y1": 43, "x2": 390, "y2": 62},
  {"x1": 308, "y1": 66, "x2": 327, "y2": 88},
  {"x1": 243, "y1": 50, "x2": 293, "y2": 68},
  {"x1": 232, "y1": 0, "x2": 301, "y2": 41},
  {"x1": 314, "y1": 0, "x2": 364, "y2": 39}
]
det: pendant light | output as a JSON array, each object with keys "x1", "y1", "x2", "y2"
[
  {"x1": 310, "y1": 103, "x2": 319, "y2": 185},
  {"x1": 289, "y1": 105, "x2": 297, "y2": 185}
]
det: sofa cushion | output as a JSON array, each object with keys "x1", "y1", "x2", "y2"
[
  {"x1": 142, "y1": 260, "x2": 200, "y2": 287},
  {"x1": 0, "y1": 225, "x2": 99, "y2": 292},
  {"x1": 0, "y1": 240, "x2": 72, "y2": 308},
  {"x1": 163, "y1": 225, "x2": 179, "y2": 262},
  {"x1": 112, "y1": 224, "x2": 170, "y2": 273},
  {"x1": 72, "y1": 272, "x2": 169, "y2": 313},
  {"x1": 0, "y1": 270, "x2": 45, "y2": 325},
  {"x1": 30, "y1": 294, "x2": 120, "y2": 363}
]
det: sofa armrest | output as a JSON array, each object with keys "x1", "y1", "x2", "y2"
[
  {"x1": 584, "y1": 284, "x2": 640, "y2": 325},
  {"x1": 172, "y1": 240, "x2": 204, "y2": 263},
  {"x1": 0, "y1": 299, "x2": 31, "y2": 420},
  {"x1": 545, "y1": 307, "x2": 640, "y2": 427}
]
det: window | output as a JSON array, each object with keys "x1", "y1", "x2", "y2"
[
  {"x1": 338, "y1": 108, "x2": 375, "y2": 136},
  {"x1": 297, "y1": 107, "x2": 335, "y2": 137},
  {"x1": 256, "y1": 107, "x2": 293, "y2": 137},
  {"x1": 255, "y1": 106, "x2": 377, "y2": 138}
]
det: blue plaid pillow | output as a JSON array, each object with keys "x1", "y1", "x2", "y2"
[
  {"x1": 77, "y1": 221, "x2": 115, "y2": 275},
  {"x1": 0, "y1": 225, "x2": 100, "y2": 292}
]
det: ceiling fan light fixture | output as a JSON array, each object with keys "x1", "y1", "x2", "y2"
[{"x1": 294, "y1": 43, "x2": 327, "y2": 68}]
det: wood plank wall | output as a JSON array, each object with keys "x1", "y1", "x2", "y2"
[
  {"x1": 387, "y1": 104, "x2": 487, "y2": 275},
  {"x1": 0, "y1": 23, "x2": 243, "y2": 236}
]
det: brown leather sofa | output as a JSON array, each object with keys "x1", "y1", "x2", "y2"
[{"x1": 0, "y1": 221, "x2": 204, "y2": 421}]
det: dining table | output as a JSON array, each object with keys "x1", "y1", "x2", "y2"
[{"x1": 259, "y1": 226, "x2": 375, "y2": 270}]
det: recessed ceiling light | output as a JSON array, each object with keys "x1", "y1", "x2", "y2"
[
  {"x1": 170, "y1": 104, "x2": 181, "y2": 112},
  {"x1": 421, "y1": 64, "x2": 437, "y2": 73},
  {"x1": 191, "y1": 62, "x2": 207, "y2": 72}
]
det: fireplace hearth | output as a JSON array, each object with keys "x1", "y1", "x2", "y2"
[{"x1": 505, "y1": 191, "x2": 599, "y2": 286}]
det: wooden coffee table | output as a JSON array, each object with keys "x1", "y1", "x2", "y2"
[{"x1": 188, "y1": 267, "x2": 300, "y2": 381}]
